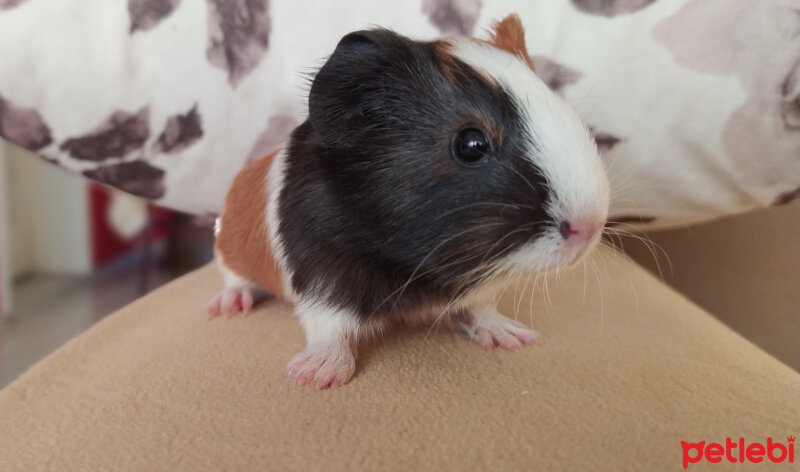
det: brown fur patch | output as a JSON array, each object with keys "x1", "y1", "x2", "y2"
[
  {"x1": 489, "y1": 14, "x2": 535, "y2": 71},
  {"x1": 215, "y1": 149, "x2": 284, "y2": 298},
  {"x1": 433, "y1": 41, "x2": 505, "y2": 147},
  {"x1": 483, "y1": 117, "x2": 504, "y2": 147},
  {"x1": 434, "y1": 41, "x2": 459, "y2": 84}
]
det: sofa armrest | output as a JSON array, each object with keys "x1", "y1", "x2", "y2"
[{"x1": 0, "y1": 249, "x2": 796, "y2": 471}]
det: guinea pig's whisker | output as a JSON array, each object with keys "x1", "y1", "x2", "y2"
[
  {"x1": 441, "y1": 223, "x2": 535, "y2": 286},
  {"x1": 506, "y1": 268, "x2": 523, "y2": 321},
  {"x1": 431, "y1": 201, "x2": 526, "y2": 223},
  {"x1": 427, "y1": 295, "x2": 462, "y2": 339},
  {"x1": 372, "y1": 223, "x2": 505, "y2": 316},
  {"x1": 602, "y1": 227, "x2": 624, "y2": 248},
  {"x1": 502, "y1": 162, "x2": 541, "y2": 196},
  {"x1": 609, "y1": 245, "x2": 641, "y2": 316},
  {"x1": 530, "y1": 271, "x2": 540, "y2": 328},
  {"x1": 592, "y1": 240, "x2": 643, "y2": 318},
  {"x1": 585, "y1": 255, "x2": 605, "y2": 332},
  {"x1": 582, "y1": 255, "x2": 589, "y2": 304},
  {"x1": 514, "y1": 204, "x2": 545, "y2": 214},
  {"x1": 514, "y1": 272, "x2": 532, "y2": 321},
  {"x1": 603, "y1": 225, "x2": 672, "y2": 278},
  {"x1": 476, "y1": 227, "x2": 532, "y2": 267},
  {"x1": 425, "y1": 270, "x2": 484, "y2": 340},
  {"x1": 453, "y1": 255, "x2": 506, "y2": 289},
  {"x1": 406, "y1": 250, "x2": 490, "y2": 295},
  {"x1": 542, "y1": 271, "x2": 553, "y2": 311}
]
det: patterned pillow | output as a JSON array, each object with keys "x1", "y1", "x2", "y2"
[{"x1": 0, "y1": 0, "x2": 797, "y2": 228}]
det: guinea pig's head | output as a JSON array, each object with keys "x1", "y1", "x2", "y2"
[{"x1": 307, "y1": 14, "x2": 609, "y2": 293}]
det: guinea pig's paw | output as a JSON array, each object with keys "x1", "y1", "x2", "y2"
[
  {"x1": 285, "y1": 342, "x2": 356, "y2": 389},
  {"x1": 206, "y1": 286, "x2": 258, "y2": 319},
  {"x1": 457, "y1": 305, "x2": 539, "y2": 352}
]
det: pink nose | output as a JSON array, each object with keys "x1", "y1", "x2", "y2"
[{"x1": 559, "y1": 219, "x2": 601, "y2": 245}]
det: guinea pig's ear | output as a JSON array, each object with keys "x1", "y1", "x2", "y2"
[
  {"x1": 489, "y1": 14, "x2": 536, "y2": 72},
  {"x1": 308, "y1": 29, "x2": 403, "y2": 147}
]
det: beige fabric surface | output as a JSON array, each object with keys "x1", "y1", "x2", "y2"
[
  {"x1": 623, "y1": 203, "x2": 800, "y2": 371},
  {"x1": 0, "y1": 249, "x2": 797, "y2": 471}
]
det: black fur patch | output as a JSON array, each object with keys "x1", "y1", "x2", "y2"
[{"x1": 279, "y1": 31, "x2": 554, "y2": 319}]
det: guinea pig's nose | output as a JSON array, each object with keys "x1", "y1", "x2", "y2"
[{"x1": 559, "y1": 219, "x2": 601, "y2": 244}]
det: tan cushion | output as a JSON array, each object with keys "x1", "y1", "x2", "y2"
[
  {"x1": 623, "y1": 203, "x2": 800, "y2": 371},
  {"x1": 0, "y1": 250, "x2": 796, "y2": 471}
]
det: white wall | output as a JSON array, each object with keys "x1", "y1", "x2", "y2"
[
  {"x1": 7, "y1": 145, "x2": 34, "y2": 277},
  {"x1": 6, "y1": 145, "x2": 92, "y2": 277},
  {"x1": 0, "y1": 143, "x2": 12, "y2": 315}
]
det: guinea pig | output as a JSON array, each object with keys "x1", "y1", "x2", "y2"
[{"x1": 207, "y1": 14, "x2": 609, "y2": 389}]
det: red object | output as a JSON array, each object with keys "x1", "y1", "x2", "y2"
[{"x1": 88, "y1": 183, "x2": 171, "y2": 268}]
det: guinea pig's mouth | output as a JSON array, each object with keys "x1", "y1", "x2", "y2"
[{"x1": 497, "y1": 219, "x2": 604, "y2": 274}]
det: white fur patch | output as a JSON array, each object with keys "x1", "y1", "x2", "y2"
[
  {"x1": 449, "y1": 39, "x2": 610, "y2": 271},
  {"x1": 295, "y1": 297, "x2": 361, "y2": 345},
  {"x1": 215, "y1": 251, "x2": 257, "y2": 289}
]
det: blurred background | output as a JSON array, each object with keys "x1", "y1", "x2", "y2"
[
  {"x1": 0, "y1": 142, "x2": 215, "y2": 386},
  {"x1": 0, "y1": 141, "x2": 797, "y2": 388}
]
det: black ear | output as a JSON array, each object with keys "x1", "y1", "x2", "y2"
[{"x1": 308, "y1": 29, "x2": 408, "y2": 147}]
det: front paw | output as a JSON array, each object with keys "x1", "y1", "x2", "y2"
[
  {"x1": 286, "y1": 342, "x2": 356, "y2": 389},
  {"x1": 457, "y1": 305, "x2": 538, "y2": 352}
]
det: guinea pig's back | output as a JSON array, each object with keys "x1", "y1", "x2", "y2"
[{"x1": 215, "y1": 149, "x2": 285, "y2": 299}]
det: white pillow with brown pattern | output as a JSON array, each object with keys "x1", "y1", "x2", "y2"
[{"x1": 0, "y1": 0, "x2": 797, "y2": 229}]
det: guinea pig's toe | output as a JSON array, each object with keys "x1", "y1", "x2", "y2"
[
  {"x1": 207, "y1": 286, "x2": 266, "y2": 319},
  {"x1": 221, "y1": 289, "x2": 243, "y2": 317},
  {"x1": 472, "y1": 328, "x2": 498, "y2": 351},
  {"x1": 506, "y1": 323, "x2": 539, "y2": 345},
  {"x1": 240, "y1": 289, "x2": 255, "y2": 314},
  {"x1": 493, "y1": 330, "x2": 523, "y2": 351},
  {"x1": 206, "y1": 293, "x2": 223, "y2": 318},
  {"x1": 471, "y1": 327, "x2": 521, "y2": 351}
]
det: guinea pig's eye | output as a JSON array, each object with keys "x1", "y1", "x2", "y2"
[{"x1": 452, "y1": 127, "x2": 492, "y2": 166}]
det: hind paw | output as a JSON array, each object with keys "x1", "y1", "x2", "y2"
[{"x1": 207, "y1": 286, "x2": 263, "y2": 318}]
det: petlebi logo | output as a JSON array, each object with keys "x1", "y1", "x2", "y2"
[{"x1": 681, "y1": 435, "x2": 796, "y2": 469}]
